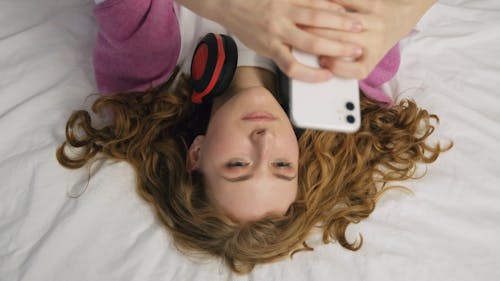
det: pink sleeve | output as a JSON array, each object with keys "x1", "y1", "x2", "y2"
[
  {"x1": 93, "y1": 0, "x2": 181, "y2": 94},
  {"x1": 359, "y1": 44, "x2": 401, "y2": 107}
]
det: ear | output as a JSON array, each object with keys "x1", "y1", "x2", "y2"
[{"x1": 187, "y1": 135, "x2": 205, "y2": 171}]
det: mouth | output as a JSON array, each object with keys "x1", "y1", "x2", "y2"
[{"x1": 241, "y1": 111, "x2": 277, "y2": 121}]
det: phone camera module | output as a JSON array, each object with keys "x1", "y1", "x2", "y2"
[
  {"x1": 345, "y1": 102, "x2": 355, "y2": 111},
  {"x1": 346, "y1": 115, "x2": 355, "y2": 124}
]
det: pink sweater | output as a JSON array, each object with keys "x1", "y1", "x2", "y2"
[{"x1": 93, "y1": 0, "x2": 399, "y2": 106}]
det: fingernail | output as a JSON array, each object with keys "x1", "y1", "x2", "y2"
[
  {"x1": 337, "y1": 7, "x2": 347, "y2": 13},
  {"x1": 351, "y1": 22, "x2": 363, "y2": 32},
  {"x1": 352, "y1": 47, "x2": 363, "y2": 57}
]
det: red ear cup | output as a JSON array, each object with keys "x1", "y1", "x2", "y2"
[{"x1": 190, "y1": 33, "x2": 238, "y2": 104}]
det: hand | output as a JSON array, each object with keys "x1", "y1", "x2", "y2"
[
  {"x1": 306, "y1": 0, "x2": 437, "y2": 79},
  {"x1": 177, "y1": 0, "x2": 366, "y2": 82}
]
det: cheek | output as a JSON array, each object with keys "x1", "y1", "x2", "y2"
[
  {"x1": 282, "y1": 134, "x2": 299, "y2": 159},
  {"x1": 202, "y1": 128, "x2": 243, "y2": 162}
]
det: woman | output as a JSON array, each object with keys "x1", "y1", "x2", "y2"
[{"x1": 57, "y1": 0, "x2": 447, "y2": 274}]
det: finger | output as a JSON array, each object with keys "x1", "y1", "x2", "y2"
[
  {"x1": 328, "y1": 0, "x2": 374, "y2": 13},
  {"x1": 284, "y1": 26, "x2": 363, "y2": 58},
  {"x1": 319, "y1": 57, "x2": 373, "y2": 79},
  {"x1": 292, "y1": 0, "x2": 346, "y2": 13},
  {"x1": 273, "y1": 44, "x2": 334, "y2": 82},
  {"x1": 300, "y1": 11, "x2": 383, "y2": 43},
  {"x1": 290, "y1": 6, "x2": 364, "y2": 31},
  {"x1": 301, "y1": 26, "x2": 365, "y2": 46}
]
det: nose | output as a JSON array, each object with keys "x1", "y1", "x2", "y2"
[
  {"x1": 250, "y1": 128, "x2": 269, "y2": 141},
  {"x1": 250, "y1": 128, "x2": 272, "y2": 159},
  {"x1": 252, "y1": 128, "x2": 266, "y2": 136}
]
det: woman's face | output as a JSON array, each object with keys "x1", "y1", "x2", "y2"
[{"x1": 189, "y1": 86, "x2": 299, "y2": 223}]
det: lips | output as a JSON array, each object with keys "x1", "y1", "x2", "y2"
[{"x1": 241, "y1": 111, "x2": 277, "y2": 121}]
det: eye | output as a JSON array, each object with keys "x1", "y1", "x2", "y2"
[
  {"x1": 226, "y1": 160, "x2": 251, "y2": 168},
  {"x1": 273, "y1": 161, "x2": 292, "y2": 168}
]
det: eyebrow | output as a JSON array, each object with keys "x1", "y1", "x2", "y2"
[{"x1": 222, "y1": 173, "x2": 297, "y2": 183}]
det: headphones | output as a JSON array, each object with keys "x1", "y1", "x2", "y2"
[{"x1": 190, "y1": 33, "x2": 238, "y2": 104}]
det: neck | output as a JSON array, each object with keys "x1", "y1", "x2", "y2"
[{"x1": 211, "y1": 67, "x2": 276, "y2": 114}]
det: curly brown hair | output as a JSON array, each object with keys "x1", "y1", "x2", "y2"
[{"x1": 57, "y1": 71, "x2": 450, "y2": 273}]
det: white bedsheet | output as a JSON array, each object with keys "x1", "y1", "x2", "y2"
[{"x1": 1, "y1": 0, "x2": 499, "y2": 280}]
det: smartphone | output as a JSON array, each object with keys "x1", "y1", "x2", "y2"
[{"x1": 279, "y1": 51, "x2": 361, "y2": 133}]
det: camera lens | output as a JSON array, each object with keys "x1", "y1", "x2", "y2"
[
  {"x1": 347, "y1": 115, "x2": 355, "y2": 124},
  {"x1": 346, "y1": 102, "x2": 355, "y2": 110}
]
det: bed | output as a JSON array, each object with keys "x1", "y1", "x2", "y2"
[{"x1": 1, "y1": 0, "x2": 499, "y2": 280}]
